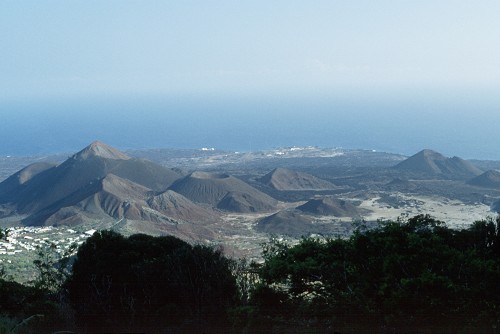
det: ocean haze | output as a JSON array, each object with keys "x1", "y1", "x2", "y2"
[
  {"x1": 0, "y1": 90, "x2": 499, "y2": 159},
  {"x1": 1, "y1": 1, "x2": 499, "y2": 160}
]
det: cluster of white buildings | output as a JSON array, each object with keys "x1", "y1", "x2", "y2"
[
  {"x1": 0, "y1": 226, "x2": 96, "y2": 263},
  {"x1": 266, "y1": 146, "x2": 344, "y2": 158}
]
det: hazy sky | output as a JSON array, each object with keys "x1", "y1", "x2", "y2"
[{"x1": 1, "y1": 1, "x2": 499, "y2": 99}]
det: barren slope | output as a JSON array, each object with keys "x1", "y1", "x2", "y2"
[
  {"x1": 0, "y1": 141, "x2": 182, "y2": 215},
  {"x1": 395, "y1": 149, "x2": 482, "y2": 179},
  {"x1": 259, "y1": 167, "x2": 337, "y2": 191},
  {"x1": 169, "y1": 171, "x2": 277, "y2": 212},
  {"x1": 296, "y1": 197, "x2": 360, "y2": 217},
  {"x1": 148, "y1": 190, "x2": 219, "y2": 222},
  {"x1": 467, "y1": 170, "x2": 500, "y2": 188}
]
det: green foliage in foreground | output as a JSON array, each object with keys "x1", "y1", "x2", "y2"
[
  {"x1": 65, "y1": 231, "x2": 238, "y2": 333},
  {"x1": 0, "y1": 279, "x2": 61, "y2": 334},
  {"x1": 254, "y1": 215, "x2": 500, "y2": 333},
  {"x1": 0, "y1": 215, "x2": 499, "y2": 333}
]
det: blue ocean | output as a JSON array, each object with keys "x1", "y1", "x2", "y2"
[{"x1": 1, "y1": 90, "x2": 499, "y2": 160}]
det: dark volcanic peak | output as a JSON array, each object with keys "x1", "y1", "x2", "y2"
[
  {"x1": 23, "y1": 174, "x2": 214, "y2": 227},
  {"x1": 395, "y1": 149, "x2": 482, "y2": 178},
  {"x1": 256, "y1": 208, "x2": 356, "y2": 238},
  {"x1": 259, "y1": 167, "x2": 336, "y2": 191},
  {"x1": 148, "y1": 190, "x2": 219, "y2": 222},
  {"x1": 396, "y1": 149, "x2": 448, "y2": 174},
  {"x1": 0, "y1": 141, "x2": 183, "y2": 222},
  {"x1": 73, "y1": 140, "x2": 130, "y2": 161},
  {"x1": 169, "y1": 171, "x2": 277, "y2": 211},
  {"x1": 69, "y1": 174, "x2": 152, "y2": 221},
  {"x1": 255, "y1": 210, "x2": 313, "y2": 237},
  {"x1": 296, "y1": 197, "x2": 360, "y2": 217},
  {"x1": 21, "y1": 173, "x2": 151, "y2": 226},
  {"x1": 467, "y1": 170, "x2": 500, "y2": 188},
  {"x1": 216, "y1": 191, "x2": 276, "y2": 213}
]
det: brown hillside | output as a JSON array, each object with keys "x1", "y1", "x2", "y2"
[
  {"x1": 395, "y1": 149, "x2": 482, "y2": 178},
  {"x1": 22, "y1": 173, "x2": 151, "y2": 225},
  {"x1": 74, "y1": 140, "x2": 130, "y2": 160},
  {"x1": 255, "y1": 210, "x2": 351, "y2": 238},
  {"x1": 78, "y1": 173, "x2": 151, "y2": 219},
  {"x1": 22, "y1": 173, "x2": 213, "y2": 227},
  {"x1": 169, "y1": 171, "x2": 277, "y2": 212},
  {"x1": 259, "y1": 167, "x2": 337, "y2": 191},
  {"x1": 0, "y1": 141, "x2": 182, "y2": 215},
  {"x1": 467, "y1": 170, "x2": 500, "y2": 188},
  {"x1": 148, "y1": 190, "x2": 219, "y2": 222},
  {"x1": 255, "y1": 210, "x2": 314, "y2": 237},
  {"x1": 216, "y1": 191, "x2": 275, "y2": 213},
  {"x1": 296, "y1": 197, "x2": 360, "y2": 217}
]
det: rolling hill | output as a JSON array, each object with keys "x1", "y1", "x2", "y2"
[
  {"x1": 258, "y1": 167, "x2": 337, "y2": 191},
  {"x1": 394, "y1": 149, "x2": 482, "y2": 179},
  {"x1": 255, "y1": 210, "x2": 314, "y2": 237},
  {"x1": 169, "y1": 171, "x2": 277, "y2": 212},
  {"x1": 148, "y1": 190, "x2": 220, "y2": 222},
  {"x1": 255, "y1": 209, "x2": 353, "y2": 237},
  {"x1": 296, "y1": 197, "x2": 360, "y2": 217},
  {"x1": 467, "y1": 170, "x2": 500, "y2": 189}
]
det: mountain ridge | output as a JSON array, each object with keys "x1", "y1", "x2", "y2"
[
  {"x1": 467, "y1": 170, "x2": 500, "y2": 188},
  {"x1": 0, "y1": 142, "x2": 201, "y2": 227},
  {"x1": 169, "y1": 171, "x2": 278, "y2": 212},
  {"x1": 395, "y1": 149, "x2": 482, "y2": 179}
]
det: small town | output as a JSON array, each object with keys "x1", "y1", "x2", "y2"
[{"x1": 0, "y1": 226, "x2": 95, "y2": 280}]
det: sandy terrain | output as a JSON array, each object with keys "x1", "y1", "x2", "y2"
[{"x1": 359, "y1": 193, "x2": 493, "y2": 228}]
